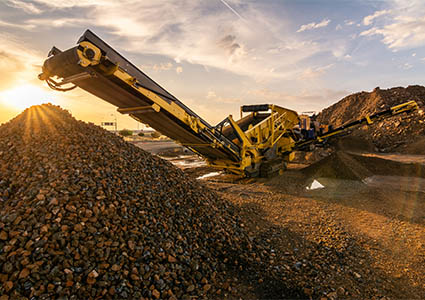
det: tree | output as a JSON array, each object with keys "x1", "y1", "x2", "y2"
[
  {"x1": 150, "y1": 131, "x2": 161, "y2": 138},
  {"x1": 119, "y1": 129, "x2": 133, "y2": 137},
  {"x1": 138, "y1": 132, "x2": 145, "y2": 137}
]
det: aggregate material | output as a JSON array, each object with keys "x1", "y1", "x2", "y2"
[
  {"x1": 0, "y1": 104, "x2": 278, "y2": 299},
  {"x1": 317, "y1": 85, "x2": 425, "y2": 153}
]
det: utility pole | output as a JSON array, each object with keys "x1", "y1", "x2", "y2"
[{"x1": 110, "y1": 113, "x2": 117, "y2": 132}]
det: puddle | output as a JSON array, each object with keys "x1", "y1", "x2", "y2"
[
  {"x1": 363, "y1": 176, "x2": 425, "y2": 193},
  {"x1": 161, "y1": 155, "x2": 206, "y2": 168},
  {"x1": 358, "y1": 152, "x2": 425, "y2": 165},
  {"x1": 172, "y1": 160, "x2": 206, "y2": 168},
  {"x1": 197, "y1": 172, "x2": 221, "y2": 180},
  {"x1": 304, "y1": 175, "x2": 425, "y2": 194}
]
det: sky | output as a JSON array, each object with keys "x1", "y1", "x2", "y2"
[{"x1": 0, "y1": 0, "x2": 425, "y2": 129}]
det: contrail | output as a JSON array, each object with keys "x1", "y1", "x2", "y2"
[{"x1": 219, "y1": 0, "x2": 245, "y2": 21}]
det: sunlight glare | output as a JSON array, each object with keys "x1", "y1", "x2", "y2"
[{"x1": 0, "y1": 84, "x2": 56, "y2": 110}]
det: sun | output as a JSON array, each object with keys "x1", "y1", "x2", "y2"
[{"x1": 0, "y1": 84, "x2": 57, "y2": 110}]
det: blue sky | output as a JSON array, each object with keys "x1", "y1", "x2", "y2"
[{"x1": 0, "y1": 0, "x2": 424, "y2": 129}]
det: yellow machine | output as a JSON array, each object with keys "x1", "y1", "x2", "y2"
[{"x1": 39, "y1": 30, "x2": 419, "y2": 177}]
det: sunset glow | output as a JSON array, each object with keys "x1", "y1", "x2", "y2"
[{"x1": 0, "y1": 84, "x2": 56, "y2": 110}]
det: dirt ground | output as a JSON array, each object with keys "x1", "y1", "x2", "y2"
[
  {"x1": 200, "y1": 153, "x2": 424, "y2": 299},
  {"x1": 135, "y1": 141, "x2": 425, "y2": 299}
]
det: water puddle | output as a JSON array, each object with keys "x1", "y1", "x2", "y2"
[
  {"x1": 363, "y1": 176, "x2": 425, "y2": 193},
  {"x1": 197, "y1": 172, "x2": 222, "y2": 180}
]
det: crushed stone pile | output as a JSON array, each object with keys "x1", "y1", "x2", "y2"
[
  {"x1": 317, "y1": 85, "x2": 425, "y2": 153},
  {"x1": 0, "y1": 104, "x2": 276, "y2": 299}
]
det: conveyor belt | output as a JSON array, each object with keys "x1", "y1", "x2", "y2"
[{"x1": 40, "y1": 30, "x2": 240, "y2": 162}]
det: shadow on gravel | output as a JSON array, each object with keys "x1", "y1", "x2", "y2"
[
  {"x1": 263, "y1": 152, "x2": 425, "y2": 225},
  {"x1": 233, "y1": 201, "x2": 425, "y2": 299}
]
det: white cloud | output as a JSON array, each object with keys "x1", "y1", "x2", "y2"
[
  {"x1": 297, "y1": 19, "x2": 331, "y2": 33},
  {"x1": 298, "y1": 64, "x2": 334, "y2": 80},
  {"x1": 360, "y1": 2, "x2": 425, "y2": 50},
  {"x1": 344, "y1": 20, "x2": 355, "y2": 26},
  {"x1": 26, "y1": 0, "x2": 330, "y2": 81},
  {"x1": 206, "y1": 90, "x2": 240, "y2": 103},
  {"x1": 26, "y1": 18, "x2": 88, "y2": 28},
  {"x1": 0, "y1": 20, "x2": 35, "y2": 30},
  {"x1": 402, "y1": 62, "x2": 412, "y2": 69},
  {"x1": 6, "y1": 0, "x2": 42, "y2": 14},
  {"x1": 206, "y1": 91, "x2": 217, "y2": 99},
  {"x1": 0, "y1": 32, "x2": 44, "y2": 91},
  {"x1": 360, "y1": 15, "x2": 425, "y2": 49},
  {"x1": 176, "y1": 66, "x2": 183, "y2": 74},
  {"x1": 363, "y1": 9, "x2": 391, "y2": 26},
  {"x1": 247, "y1": 88, "x2": 349, "y2": 111}
]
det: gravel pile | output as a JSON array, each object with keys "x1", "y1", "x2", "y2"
[
  {"x1": 317, "y1": 85, "x2": 425, "y2": 153},
  {"x1": 302, "y1": 151, "x2": 425, "y2": 181},
  {"x1": 0, "y1": 104, "x2": 271, "y2": 299}
]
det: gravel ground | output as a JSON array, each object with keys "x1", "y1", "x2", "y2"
[{"x1": 209, "y1": 164, "x2": 425, "y2": 299}]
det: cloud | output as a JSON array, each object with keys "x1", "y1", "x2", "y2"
[
  {"x1": 176, "y1": 66, "x2": 183, "y2": 74},
  {"x1": 360, "y1": 15, "x2": 425, "y2": 49},
  {"x1": 344, "y1": 20, "x2": 355, "y2": 26},
  {"x1": 336, "y1": 24, "x2": 342, "y2": 30},
  {"x1": 6, "y1": 0, "x2": 42, "y2": 14},
  {"x1": 144, "y1": 62, "x2": 173, "y2": 71},
  {"x1": 26, "y1": 18, "x2": 88, "y2": 28},
  {"x1": 206, "y1": 91, "x2": 217, "y2": 99},
  {"x1": 25, "y1": 0, "x2": 330, "y2": 81},
  {"x1": 360, "y1": 2, "x2": 425, "y2": 50},
  {"x1": 247, "y1": 88, "x2": 349, "y2": 111},
  {"x1": 0, "y1": 20, "x2": 35, "y2": 30},
  {"x1": 297, "y1": 19, "x2": 331, "y2": 33},
  {"x1": 206, "y1": 90, "x2": 240, "y2": 104},
  {"x1": 363, "y1": 9, "x2": 391, "y2": 26},
  {"x1": 402, "y1": 62, "x2": 412, "y2": 69},
  {"x1": 298, "y1": 64, "x2": 334, "y2": 79},
  {"x1": 0, "y1": 33, "x2": 43, "y2": 91}
]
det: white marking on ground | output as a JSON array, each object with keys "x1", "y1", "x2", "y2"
[{"x1": 306, "y1": 179, "x2": 325, "y2": 190}]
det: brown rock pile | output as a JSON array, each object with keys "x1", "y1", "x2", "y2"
[
  {"x1": 0, "y1": 104, "x2": 271, "y2": 299},
  {"x1": 317, "y1": 85, "x2": 425, "y2": 153}
]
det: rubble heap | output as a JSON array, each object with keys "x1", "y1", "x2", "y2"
[
  {"x1": 317, "y1": 85, "x2": 425, "y2": 153},
  {"x1": 0, "y1": 104, "x2": 268, "y2": 299}
]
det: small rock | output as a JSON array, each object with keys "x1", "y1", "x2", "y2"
[
  {"x1": 0, "y1": 231, "x2": 7, "y2": 240},
  {"x1": 187, "y1": 285, "x2": 195, "y2": 292},
  {"x1": 49, "y1": 198, "x2": 58, "y2": 206},
  {"x1": 168, "y1": 255, "x2": 177, "y2": 263},
  {"x1": 203, "y1": 284, "x2": 211, "y2": 292},
  {"x1": 19, "y1": 268, "x2": 30, "y2": 279},
  {"x1": 152, "y1": 289, "x2": 161, "y2": 299},
  {"x1": 111, "y1": 264, "x2": 120, "y2": 272},
  {"x1": 4, "y1": 281, "x2": 13, "y2": 292}
]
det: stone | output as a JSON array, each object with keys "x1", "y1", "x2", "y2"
[
  {"x1": 187, "y1": 285, "x2": 195, "y2": 292},
  {"x1": 4, "y1": 281, "x2": 13, "y2": 292},
  {"x1": 0, "y1": 231, "x2": 7, "y2": 240},
  {"x1": 152, "y1": 289, "x2": 160, "y2": 299},
  {"x1": 168, "y1": 255, "x2": 177, "y2": 263},
  {"x1": 18, "y1": 268, "x2": 30, "y2": 279}
]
